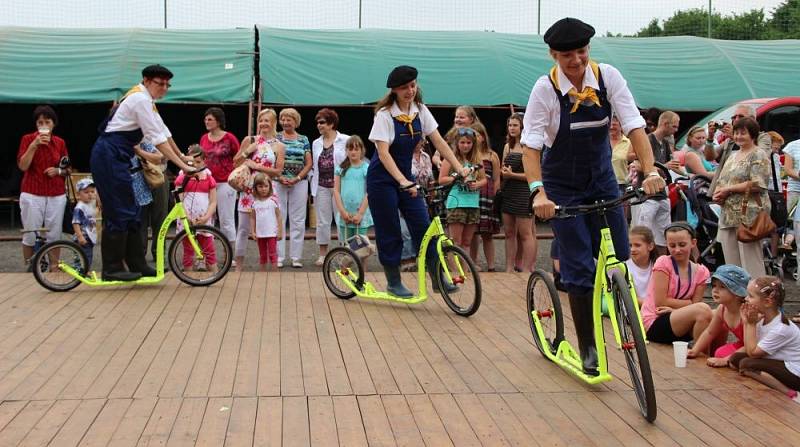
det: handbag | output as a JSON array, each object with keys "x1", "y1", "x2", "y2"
[
  {"x1": 736, "y1": 190, "x2": 776, "y2": 242},
  {"x1": 768, "y1": 154, "x2": 788, "y2": 228},
  {"x1": 227, "y1": 163, "x2": 252, "y2": 192},
  {"x1": 62, "y1": 174, "x2": 76, "y2": 234},
  {"x1": 139, "y1": 157, "x2": 165, "y2": 189}
]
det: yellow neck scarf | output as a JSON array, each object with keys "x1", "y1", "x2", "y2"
[
  {"x1": 120, "y1": 84, "x2": 158, "y2": 113},
  {"x1": 395, "y1": 112, "x2": 418, "y2": 136},
  {"x1": 550, "y1": 61, "x2": 601, "y2": 113}
]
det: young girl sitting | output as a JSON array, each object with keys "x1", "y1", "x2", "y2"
[
  {"x1": 333, "y1": 135, "x2": 372, "y2": 270},
  {"x1": 731, "y1": 276, "x2": 800, "y2": 403},
  {"x1": 438, "y1": 127, "x2": 487, "y2": 252},
  {"x1": 626, "y1": 225, "x2": 657, "y2": 306},
  {"x1": 175, "y1": 145, "x2": 218, "y2": 272},
  {"x1": 641, "y1": 222, "x2": 712, "y2": 344},
  {"x1": 688, "y1": 264, "x2": 750, "y2": 367},
  {"x1": 249, "y1": 173, "x2": 282, "y2": 271}
]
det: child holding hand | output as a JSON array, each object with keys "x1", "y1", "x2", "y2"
[{"x1": 249, "y1": 173, "x2": 282, "y2": 271}]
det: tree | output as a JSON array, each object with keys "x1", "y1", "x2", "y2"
[
  {"x1": 636, "y1": 19, "x2": 662, "y2": 37},
  {"x1": 766, "y1": 0, "x2": 800, "y2": 38}
]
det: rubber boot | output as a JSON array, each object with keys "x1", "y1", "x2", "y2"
[
  {"x1": 427, "y1": 257, "x2": 458, "y2": 294},
  {"x1": 102, "y1": 231, "x2": 141, "y2": 282},
  {"x1": 125, "y1": 229, "x2": 157, "y2": 277},
  {"x1": 568, "y1": 291, "x2": 599, "y2": 376},
  {"x1": 384, "y1": 264, "x2": 413, "y2": 298}
]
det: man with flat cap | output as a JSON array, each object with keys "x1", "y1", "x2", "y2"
[
  {"x1": 91, "y1": 64, "x2": 195, "y2": 281},
  {"x1": 521, "y1": 18, "x2": 665, "y2": 375}
]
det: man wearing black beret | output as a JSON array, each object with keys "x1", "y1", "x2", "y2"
[
  {"x1": 90, "y1": 64, "x2": 195, "y2": 281},
  {"x1": 521, "y1": 18, "x2": 665, "y2": 375}
]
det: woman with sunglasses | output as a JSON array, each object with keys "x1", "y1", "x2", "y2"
[
  {"x1": 523, "y1": 19, "x2": 664, "y2": 375},
  {"x1": 311, "y1": 108, "x2": 349, "y2": 266},
  {"x1": 368, "y1": 65, "x2": 470, "y2": 298},
  {"x1": 90, "y1": 64, "x2": 195, "y2": 281}
]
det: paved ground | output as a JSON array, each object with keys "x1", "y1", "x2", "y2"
[{"x1": 2, "y1": 223, "x2": 798, "y2": 316}]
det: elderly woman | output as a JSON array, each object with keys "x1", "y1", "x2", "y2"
[
  {"x1": 235, "y1": 108, "x2": 285, "y2": 270},
  {"x1": 199, "y1": 107, "x2": 240, "y2": 245},
  {"x1": 712, "y1": 117, "x2": 769, "y2": 277},
  {"x1": 311, "y1": 108, "x2": 349, "y2": 266},
  {"x1": 275, "y1": 107, "x2": 312, "y2": 268},
  {"x1": 17, "y1": 105, "x2": 70, "y2": 267}
]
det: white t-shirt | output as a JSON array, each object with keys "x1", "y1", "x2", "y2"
[
  {"x1": 783, "y1": 140, "x2": 800, "y2": 193},
  {"x1": 252, "y1": 195, "x2": 280, "y2": 238},
  {"x1": 368, "y1": 102, "x2": 438, "y2": 145},
  {"x1": 625, "y1": 259, "x2": 653, "y2": 303},
  {"x1": 757, "y1": 314, "x2": 800, "y2": 377},
  {"x1": 72, "y1": 201, "x2": 97, "y2": 245}
]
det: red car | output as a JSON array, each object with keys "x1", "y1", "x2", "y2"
[{"x1": 676, "y1": 97, "x2": 800, "y2": 148}]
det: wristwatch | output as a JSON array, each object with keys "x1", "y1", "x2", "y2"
[{"x1": 646, "y1": 171, "x2": 660, "y2": 178}]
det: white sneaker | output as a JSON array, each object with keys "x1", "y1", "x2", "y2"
[
  {"x1": 291, "y1": 259, "x2": 303, "y2": 268},
  {"x1": 315, "y1": 256, "x2": 325, "y2": 267},
  {"x1": 277, "y1": 261, "x2": 283, "y2": 268}
]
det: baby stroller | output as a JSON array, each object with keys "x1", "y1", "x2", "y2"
[{"x1": 667, "y1": 172, "x2": 724, "y2": 272}]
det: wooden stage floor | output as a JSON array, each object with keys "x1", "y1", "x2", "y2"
[{"x1": 0, "y1": 272, "x2": 798, "y2": 446}]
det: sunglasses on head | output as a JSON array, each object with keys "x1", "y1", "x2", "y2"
[{"x1": 457, "y1": 127, "x2": 476, "y2": 136}]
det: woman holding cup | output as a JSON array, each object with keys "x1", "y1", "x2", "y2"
[{"x1": 16, "y1": 105, "x2": 71, "y2": 267}]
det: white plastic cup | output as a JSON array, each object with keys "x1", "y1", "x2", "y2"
[{"x1": 673, "y1": 341, "x2": 689, "y2": 368}]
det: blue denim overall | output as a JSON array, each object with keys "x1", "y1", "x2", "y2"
[
  {"x1": 543, "y1": 69, "x2": 630, "y2": 294},
  {"x1": 367, "y1": 115, "x2": 437, "y2": 267},
  {"x1": 90, "y1": 113, "x2": 144, "y2": 232}
]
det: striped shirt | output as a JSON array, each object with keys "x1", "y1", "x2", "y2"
[
  {"x1": 277, "y1": 132, "x2": 310, "y2": 178},
  {"x1": 17, "y1": 131, "x2": 69, "y2": 196}
]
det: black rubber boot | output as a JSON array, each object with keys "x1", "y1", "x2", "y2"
[
  {"x1": 427, "y1": 257, "x2": 458, "y2": 294},
  {"x1": 125, "y1": 229, "x2": 157, "y2": 277},
  {"x1": 568, "y1": 290, "x2": 599, "y2": 376},
  {"x1": 384, "y1": 264, "x2": 413, "y2": 298},
  {"x1": 102, "y1": 231, "x2": 141, "y2": 282}
]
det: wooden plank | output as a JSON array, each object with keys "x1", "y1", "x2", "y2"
[
  {"x1": 282, "y1": 396, "x2": 310, "y2": 446},
  {"x1": 697, "y1": 389, "x2": 799, "y2": 446},
  {"x1": 380, "y1": 395, "x2": 424, "y2": 447},
  {"x1": 0, "y1": 400, "x2": 54, "y2": 447},
  {"x1": 546, "y1": 392, "x2": 621, "y2": 446},
  {"x1": 253, "y1": 397, "x2": 282, "y2": 447},
  {"x1": 194, "y1": 397, "x2": 233, "y2": 447},
  {"x1": 308, "y1": 273, "x2": 353, "y2": 396},
  {"x1": 666, "y1": 390, "x2": 762, "y2": 446},
  {"x1": 358, "y1": 395, "x2": 396, "y2": 447},
  {"x1": 405, "y1": 394, "x2": 454, "y2": 447},
  {"x1": 308, "y1": 396, "x2": 338, "y2": 447},
  {"x1": 428, "y1": 393, "x2": 482, "y2": 447},
  {"x1": 593, "y1": 391, "x2": 679, "y2": 447},
  {"x1": 208, "y1": 273, "x2": 253, "y2": 397},
  {"x1": 135, "y1": 397, "x2": 183, "y2": 447},
  {"x1": 47, "y1": 399, "x2": 106, "y2": 447},
  {"x1": 452, "y1": 394, "x2": 510, "y2": 447},
  {"x1": 110, "y1": 284, "x2": 192, "y2": 398},
  {"x1": 77, "y1": 398, "x2": 133, "y2": 447},
  {"x1": 477, "y1": 394, "x2": 543, "y2": 446},
  {"x1": 233, "y1": 272, "x2": 266, "y2": 397},
  {"x1": 0, "y1": 401, "x2": 29, "y2": 433},
  {"x1": 17, "y1": 400, "x2": 81, "y2": 447},
  {"x1": 502, "y1": 393, "x2": 568, "y2": 446},
  {"x1": 654, "y1": 391, "x2": 736, "y2": 446},
  {"x1": 280, "y1": 274, "x2": 305, "y2": 396},
  {"x1": 107, "y1": 398, "x2": 159, "y2": 447},
  {"x1": 296, "y1": 273, "x2": 330, "y2": 396},
  {"x1": 572, "y1": 392, "x2": 650, "y2": 447},
  {"x1": 331, "y1": 396, "x2": 368, "y2": 447},
  {"x1": 164, "y1": 397, "x2": 207, "y2": 447},
  {"x1": 158, "y1": 281, "x2": 224, "y2": 397},
  {"x1": 225, "y1": 397, "x2": 257, "y2": 447},
  {"x1": 324, "y1": 291, "x2": 377, "y2": 396},
  {"x1": 257, "y1": 272, "x2": 282, "y2": 397}
]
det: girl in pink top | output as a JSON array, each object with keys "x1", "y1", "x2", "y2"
[
  {"x1": 175, "y1": 146, "x2": 218, "y2": 272},
  {"x1": 642, "y1": 222, "x2": 712, "y2": 344}
]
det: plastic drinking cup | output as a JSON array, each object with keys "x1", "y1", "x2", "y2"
[{"x1": 673, "y1": 341, "x2": 688, "y2": 368}]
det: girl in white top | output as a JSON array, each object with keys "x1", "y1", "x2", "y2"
[
  {"x1": 625, "y1": 225, "x2": 656, "y2": 306},
  {"x1": 730, "y1": 276, "x2": 800, "y2": 403},
  {"x1": 249, "y1": 173, "x2": 282, "y2": 271}
]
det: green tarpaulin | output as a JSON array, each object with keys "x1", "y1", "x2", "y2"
[
  {"x1": 258, "y1": 27, "x2": 800, "y2": 111},
  {"x1": 0, "y1": 27, "x2": 254, "y2": 103}
]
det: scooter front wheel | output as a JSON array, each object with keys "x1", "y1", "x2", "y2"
[
  {"x1": 32, "y1": 240, "x2": 88, "y2": 292},
  {"x1": 322, "y1": 247, "x2": 363, "y2": 299}
]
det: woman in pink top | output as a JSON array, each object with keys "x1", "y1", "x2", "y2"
[
  {"x1": 199, "y1": 107, "x2": 240, "y2": 244},
  {"x1": 642, "y1": 222, "x2": 712, "y2": 344}
]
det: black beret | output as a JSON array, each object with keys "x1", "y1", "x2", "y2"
[
  {"x1": 386, "y1": 65, "x2": 418, "y2": 88},
  {"x1": 544, "y1": 18, "x2": 595, "y2": 51},
  {"x1": 141, "y1": 64, "x2": 173, "y2": 79}
]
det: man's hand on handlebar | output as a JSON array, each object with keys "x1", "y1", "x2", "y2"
[{"x1": 532, "y1": 190, "x2": 556, "y2": 220}]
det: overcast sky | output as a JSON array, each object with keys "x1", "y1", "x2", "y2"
[{"x1": 3, "y1": 0, "x2": 785, "y2": 35}]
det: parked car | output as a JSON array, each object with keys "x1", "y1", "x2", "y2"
[{"x1": 676, "y1": 97, "x2": 800, "y2": 148}]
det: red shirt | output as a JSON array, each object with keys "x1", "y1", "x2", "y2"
[
  {"x1": 199, "y1": 132, "x2": 240, "y2": 183},
  {"x1": 17, "y1": 131, "x2": 69, "y2": 196}
]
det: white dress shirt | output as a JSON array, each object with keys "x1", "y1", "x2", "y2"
[
  {"x1": 105, "y1": 83, "x2": 171, "y2": 146},
  {"x1": 368, "y1": 102, "x2": 438, "y2": 145},
  {"x1": 520, "y1": 63, "x2": 645, "y2": 151}
]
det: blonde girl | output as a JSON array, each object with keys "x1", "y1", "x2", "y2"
[
  {"x1": 334, "y1": 135, "x2": 372, "y2": 241},
  {"x1": 625, "y1": 225, "x2": 657, "y2": 305},
  {"x1": 249, "y1": 173, "x2": 282, "y2": 271},
  {"x1": 469, "y1": 121, "x2": 501, "y2": 271}
]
